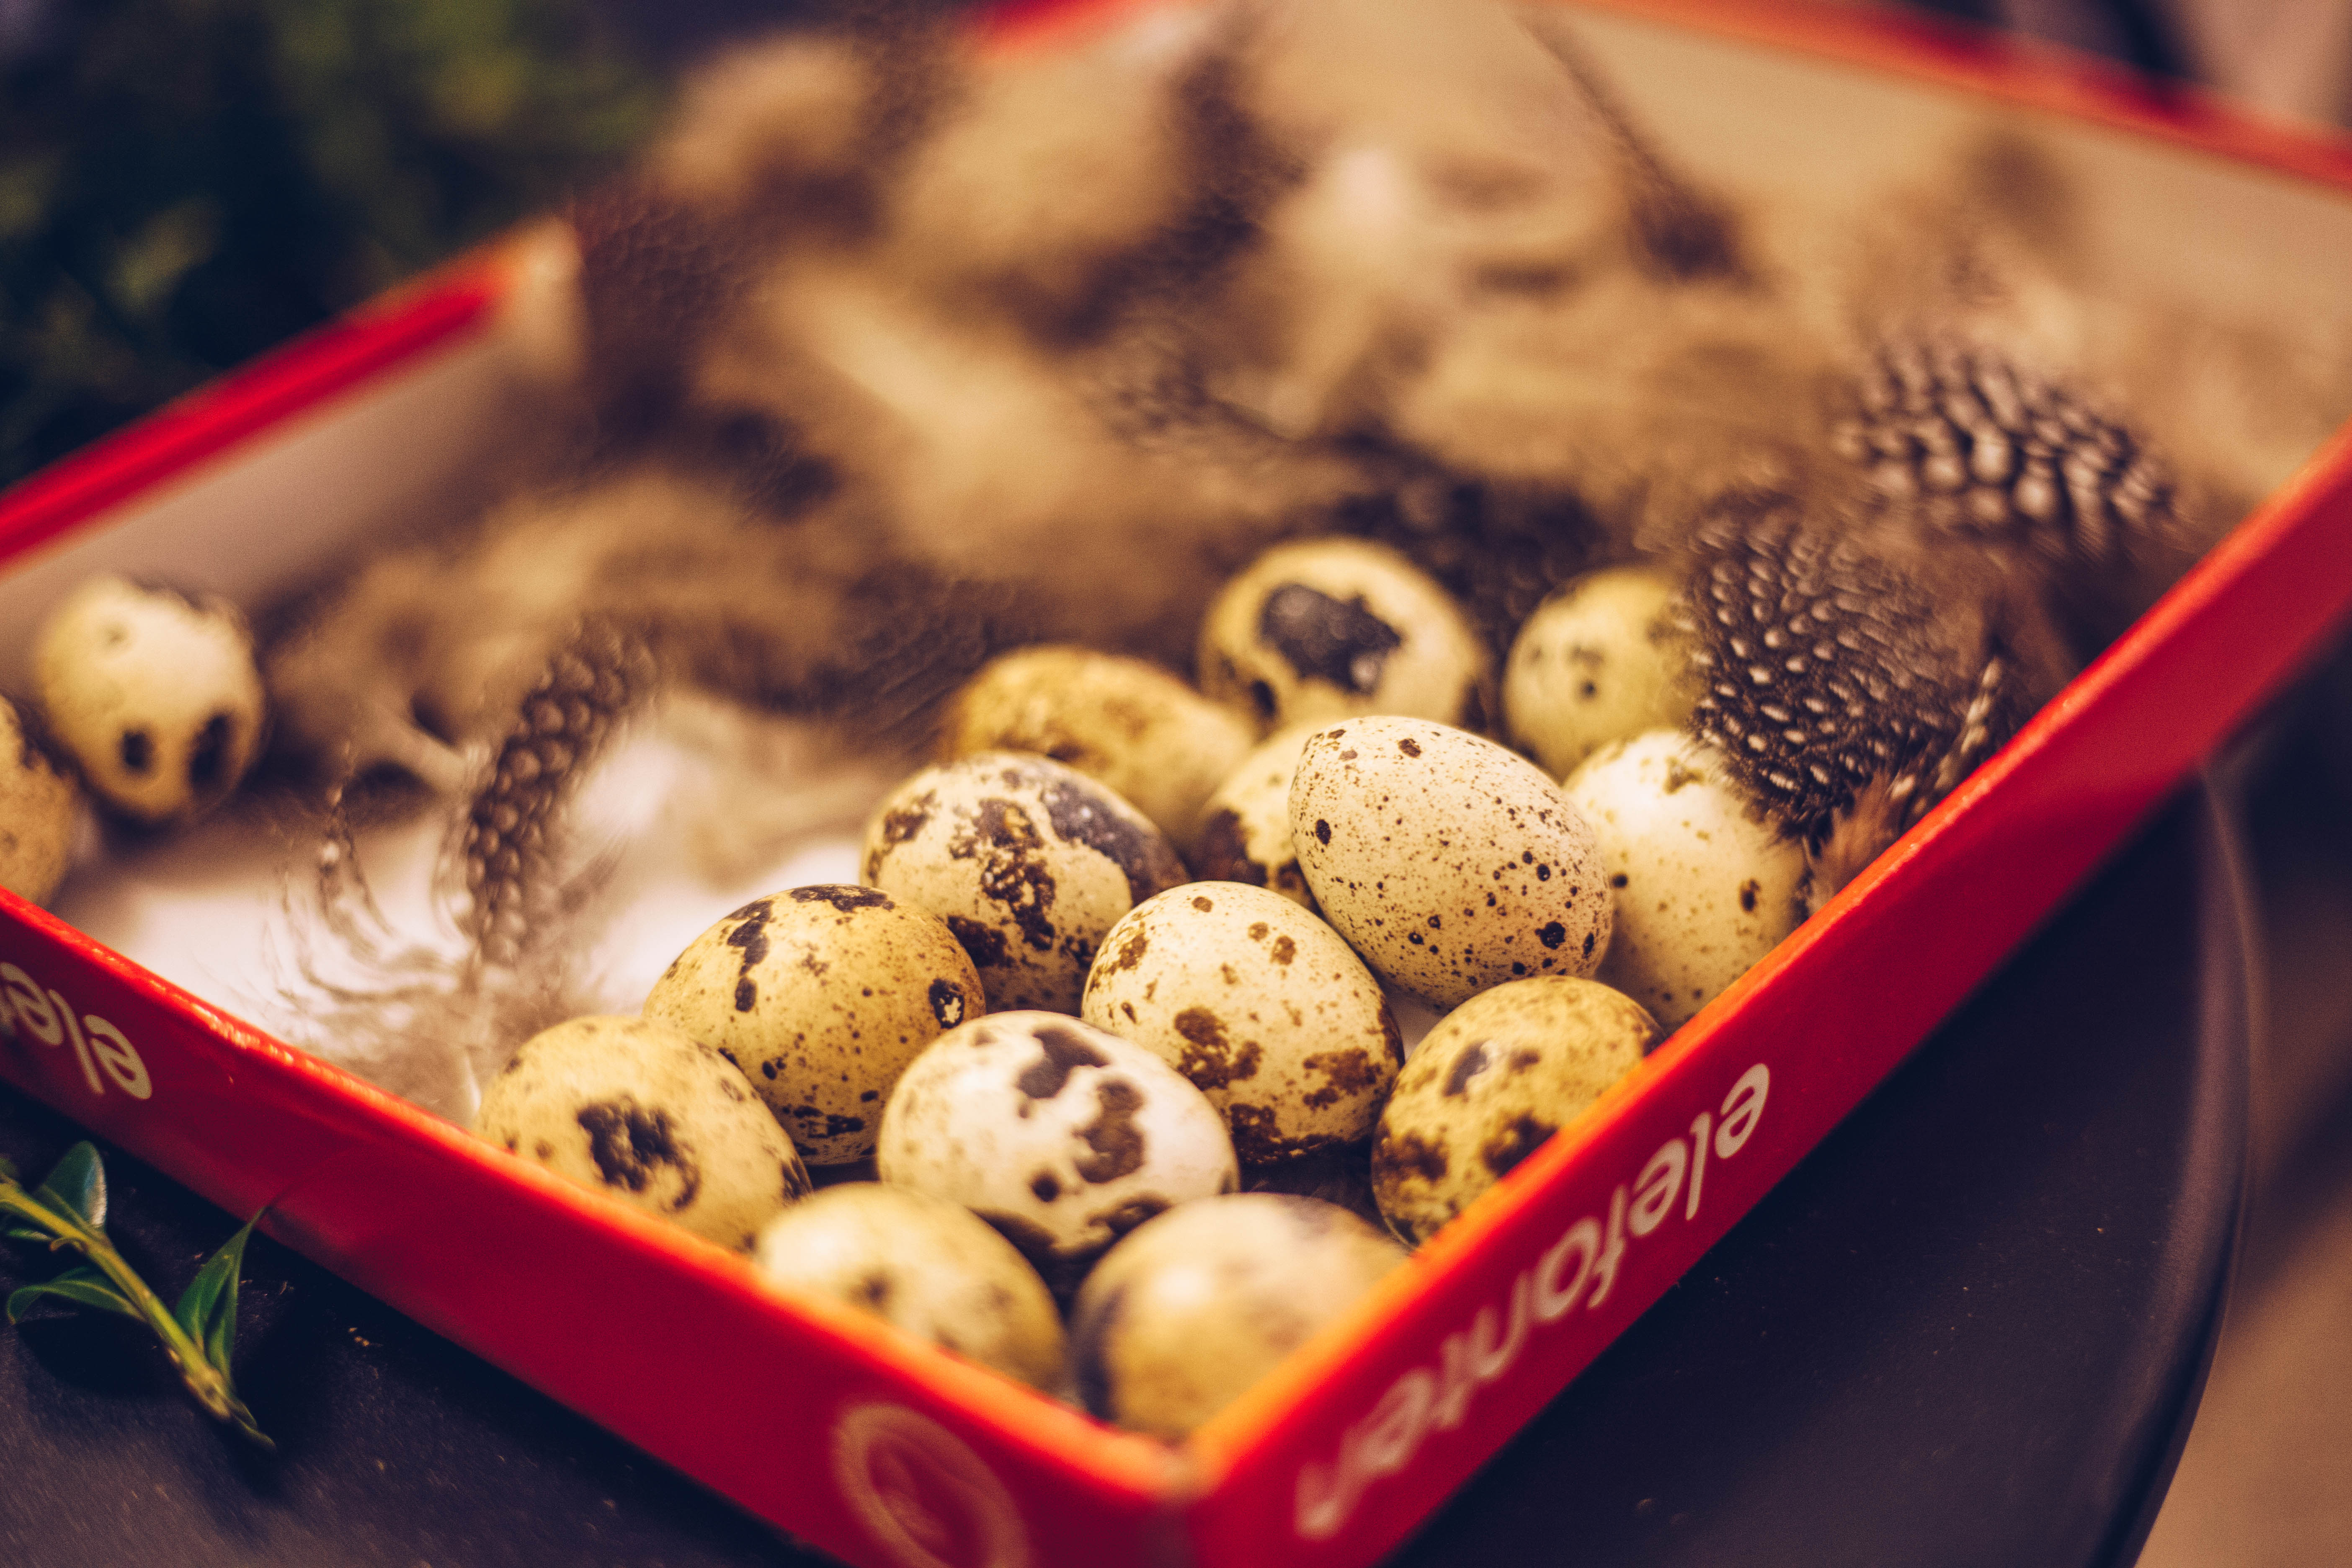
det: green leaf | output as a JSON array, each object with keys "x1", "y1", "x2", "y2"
[
  {"x1": 175, "y1": 1217, "x2": 256, "y2": 1375},
  {"x1": 0, "y1": 1153, "x2": 18, "y2": 1183},
  {"x1": 31, "y1": 1143, "x2": 107, "y2": 1232},
  {"x1": 7, "y1": 1266, "x2": 143, "y2": 1325},
  {"x1": 5, "y1": 1226, "x2": 52, "y2": 1243}
]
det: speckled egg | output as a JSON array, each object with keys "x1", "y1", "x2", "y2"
[
  {"x1": 1189, "y1": 722, "x2": 1326, "y2": 913},
  {"x1": 752, "y1": 1183, "x2": 1064, "y2": 1389},
  {"x1": 32, "y1": 575, "x2": 266, "y2": 825},
  {"x1": 875, "y1": 1011, "x2": 1238, "y2": 1293},
  {"x1": 1289, "y1": 716, "x2": 1612, "y2": 1007},
  {"x1": 1503, "y1": 565, "x2": 1692, "y2": 779},
  {"x1": 940, "y1": 645, "x2": 1254, "y2": 853},
  {"x1": 477, "y1": 1015, "x2": 811, "y2": 1251},
  {"x1": 1067, "y1": 1193, "x2": 1407, "y2": 1439},
  {"x1": 0, "y1": 696, "x2": 78, "y2": 906},
  {"x1": 642, "y1": 885, "x2": 985, "y2": 1164},
  {"x1": 1081, "y1": 883, "x2": 1400, "y2": 1165},
  {"x1": 861, "y1": 752, "x2": 1188, "y2": 1014},
  {"x1": 1370, "y1": 977, "x2": 1657, "y2": 1246},
  {"x1": 1198, "y1": 539, "x2": 1491, "y2": 731},
  {"x1": 1563, "y1": 730, "x2": 1808, "y2": 1029}
]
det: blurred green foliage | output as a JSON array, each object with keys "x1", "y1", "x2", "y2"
[{"x1": 0, "y1": 0, "x2": 665, "y2": 487}]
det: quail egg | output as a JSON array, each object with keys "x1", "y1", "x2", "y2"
[
  {"x1": 477, "y1": 1014, "x2": 810, "y2": 1251},
  {"x1": 1504, "y1": 564, "x2": 1692, "y2": 779},
  {"x1": 32, "y1": 575, "x2": 266, "y2": 825},
  {"x1": 1289, "y1": 715, "x2": 1612, "y2": 1006},
  {"x1": 1198, "y1": 539, "x2": 1491, "y2": 731},
  {"x1": 940, "y1": 645, "x2": 1254, "y2": 853},
  {"x1": 1067, "y1": 1193, "x2": 1407, "y2": 1439},
  {"x1": 0, "y1": 696, "x2": 79, "y2": 906},
  {"x1": 643, "y1": 885, "x2": 986, "y2": 1163},
  {"x1": 875, "y1": 1011, "x2": 1238, "y2": 1293},
  {"x1": 1189, "y1": 722, "x2": 1326, "y2": 913},
  {"x1": 861, "y1": 752, "x2": 1188, "y2": 1014},
  {"x1": 1081, "y1": 883, "x2": 1400, "y2": 1164},
  {"x1": 753, "y1": 1183, "x2": 1065, "y2": 1390},
  {"x1": 1370, "y1": 977, "x2": 1656, "y2": 1246},
  {"x1": 1563, "y1": 730, "x2": 1808, "y2": 1029}
]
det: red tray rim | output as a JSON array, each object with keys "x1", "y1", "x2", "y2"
[{"x1": 3, "y1": 0, "x2": 2350, "y2": 1553}]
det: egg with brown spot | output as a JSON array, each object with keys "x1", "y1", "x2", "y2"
[
  {"x1": 1289, "y1": 715, "x2": 1612, "y2": 1007},
  {"x1": 477, "y1": 1015, "x2": 810, "y2": 1251},
  {"x1": 32, "y1": 575, "x2": 266, "y2": 825},
  {"x1": 1067, "y1": 1193, "x2": 1407, "y2": 1439},
  {"x1": 859, "y1": 752, "x2": 1188, "y2": 1014},
  {"x1": 940, "y1": 645, "x2": 1254, "y2": 854},
  {"x1": 1189, "y1": 721, "x2": 1327, "y2": 913},
  {"x1": 0, "y1": 696, "x2": 79, "y2": 906},
  {"x1": 1371, "y1": 977, "x2": 1656, "y2": 1246},
  {"x1": 874, "y1": 1011, "x2": 1237, "y2": 1295},
  {"x1": 1081, "y1": 882, "x2": 1399, "y2": 1164},
  {"x1": 643, "y1": 885, "x2": 985, "y2": 1163},
  {"x1": 1198, "y1": 539, "x2": 1491, "y2": 732},
  {"x1": 753, "y1": 1183, "x2": 1065, "y2": 1390},
  {"x1": 1563, "y1": 730, "x2": 1808, "y2": 1029},
  {"x1": 1504, "y1": 565, "x2": 1693, "y2": 779}
]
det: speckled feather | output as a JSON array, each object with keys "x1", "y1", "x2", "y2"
[
  {"x1": 1673, "y1": 492, "x2": 2073, "y2": 861},
  {"x1": 1837, "y1": 339, "x2": 2180, "y2": 562},
  {"x1": 463, "y1": 619, "x2": 659, "y2": 966}
]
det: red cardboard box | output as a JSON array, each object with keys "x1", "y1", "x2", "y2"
[{"x1": 4, "y1": 5, "x2": 2351, "y2": 1567}]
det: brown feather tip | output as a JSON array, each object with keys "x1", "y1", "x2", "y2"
[{"x1": 1802, "y1": 771, "x2": 1909, "y2": 918}]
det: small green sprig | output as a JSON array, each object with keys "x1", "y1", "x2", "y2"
[{"x1": 1, "y1": 1142, "x2": 273, "y2": 1450}]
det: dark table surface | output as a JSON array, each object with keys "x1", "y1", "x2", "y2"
[{"x1": 0, "y1": 777, "x2": 2248, "y2": 1568}]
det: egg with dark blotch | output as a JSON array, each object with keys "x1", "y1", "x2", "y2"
[
  {"x1": 1289, "y1": 715, "x2": 1612, "y2": 1006},
  {"x1": 643, "y1": 885, "x2": 984, "y2": 1163},
  {"x1": 861, "y1": 752, "x2": 1188, "y2": 1014},
  {"x1": 752, "y1": 1183, "x2": 1064, "y2": 1390},
  {"x1": 939, "y1": 645, "x2": 1254, "y2": 854},
  {"x1": 1067, "y1": 1193, "x2": 1407, "y2": 1439},
  {"x1": 1370, "y1": 977, "x2": 1656, "y2": 1246},
  {"x1": 1189, "y1": 721, "x2": 1327, "y2": 914},
  {"x1": 874, "y1": 1011, "x2": 1236, "y2": 1296},
  {"x1": 0, "y1": 696, "x2": 78, "y2": 906},
  {"x1": 1198, "y1": 539, "x2": 1491, "y2": 732},
  {"x1": 32, "y1": 575, "x2": 266, "y2": 826},
  {"x1": 477, "y1": 1015, "x2": 810, "y2": 1251},
  {"x1": 1081, "y1": 882, "x2": 1400, "y2": 1165}
]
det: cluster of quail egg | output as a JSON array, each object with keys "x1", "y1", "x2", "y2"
[
  {"x1": 2, "y1": 575, "x2": 273, "y2": 907},
  {"x1": 0, "y1": 538, "x2": 1796, "y2": 1436},
  {"x1": 481, "y1": 535, "x2": 1820, "y2": 1442},
  {"x1": 5, "y1": 544, "x2": 1812, "y2": 1440}
]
